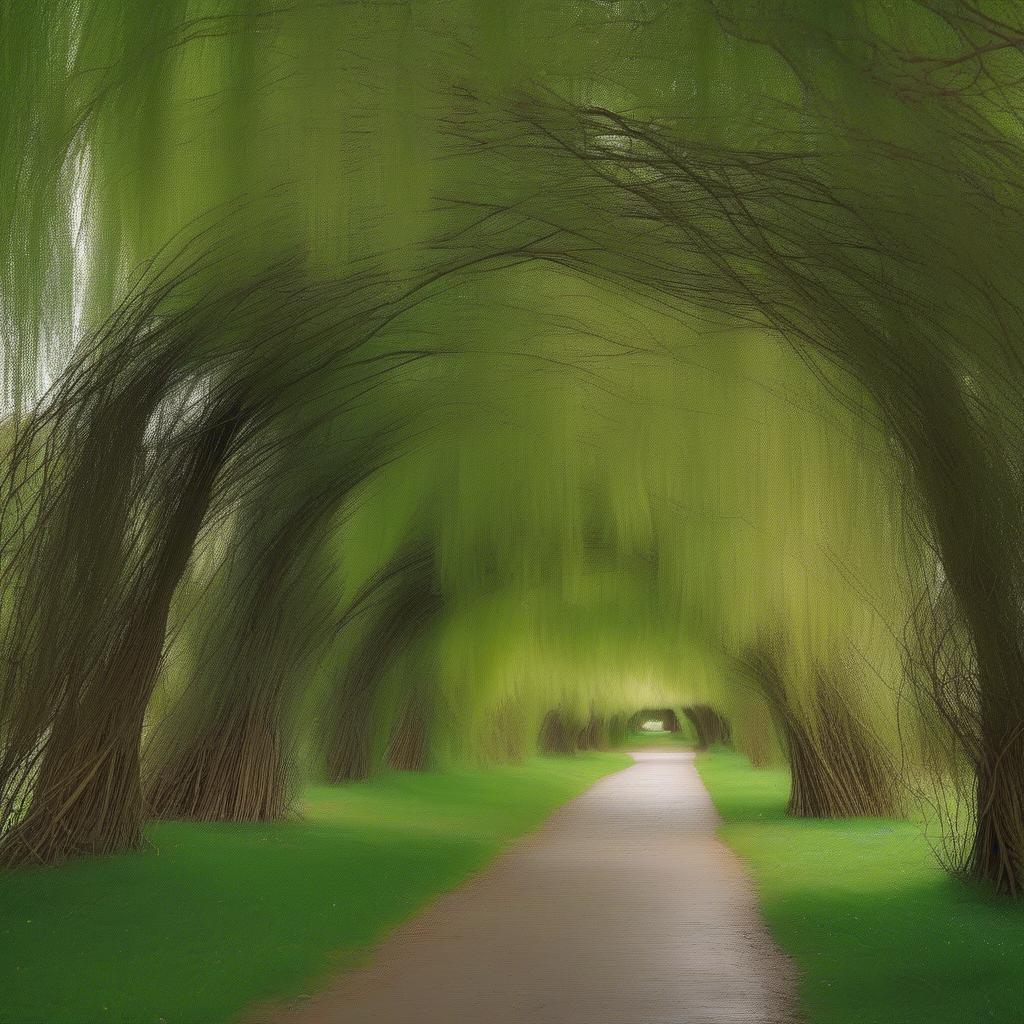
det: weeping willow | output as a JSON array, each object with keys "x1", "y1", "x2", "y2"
[
  {"x1": 439, "y1": 2, "x2": 1024, "y2": 888},
  {"x1": 0, "y1": 243, "x2": 445, "y2": 861},
  {"x1": 4, "y1": 0, "x2": 1024, "y2": 898}
]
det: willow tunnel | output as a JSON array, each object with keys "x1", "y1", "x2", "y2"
[{"x1": 3, "y1": 3, "x2": 1024, "y2": 1023}]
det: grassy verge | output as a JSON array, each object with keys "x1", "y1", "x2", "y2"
[
  {"x1": 697, "y1": 749, "x2": 1024, "y2": 1024},
  {"x1": 0, "y1": 753, "x2": 628, "y2": 1024}
]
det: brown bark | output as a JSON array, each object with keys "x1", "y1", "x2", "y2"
[
  {"x1": 146, "y1": 500, "x2": 320, "y2": 822},
  {"x1": 324, "y1": 678, "x2": 379, "y2": 783},
  {"x1": 323, "y1": 679, "x2": 376, "y2": 782},
  {"x1": 963, "y1": 630, "x2": 1024, "y2": 893},
  {"x1": 538, "y1": 710, "x2": 578, "y2": 755},
  {"x1": 0, "y1": 405, "x2": 240, "y2": 865},
  {"x1": 747, "y1": 646, "x2": 899, "y2": 820},
  {"x1": 577, "y1": 713, "x2": 610, "y2": 751},
  {"x1": 682, "y1": 705, "x2": 731, "y2": 750},
  {"x1": 386, "y1": 690, "x2": 430, "y2": 772},
  {"x1": 322, "y1": 543, "x2": 442, "y2": 783},
  {"x1": 887, "y1": 367, "x2": 1024, "y2": 891},
  {"x1": 145, "y1": 689, "x2": 286, "y2": 822},
  {"x1": 785, "y1": 693, "x2": 898, "y2": 819},
  {"x1": 146, "y1": 427, "x2": 395, "y2": 820}
]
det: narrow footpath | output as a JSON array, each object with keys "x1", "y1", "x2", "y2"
[{"x1": 270, "y1": 751, "x2": 796, "y2": 1024}]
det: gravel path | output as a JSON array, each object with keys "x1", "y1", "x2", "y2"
[{"x1": 267, "y1": 750, "x2": 797, "y2": 1024}]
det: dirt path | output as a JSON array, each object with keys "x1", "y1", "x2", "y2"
[{"x1": 268, "y1": 751, "x2": 796, "y2": 1024}]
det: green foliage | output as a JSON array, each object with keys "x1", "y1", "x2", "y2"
[{"x1": 4, "y1": 0, "x2": 1024, "y2": 887}]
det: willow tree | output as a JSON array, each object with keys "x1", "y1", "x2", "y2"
[
  {"x1": 682, "y1": 707, "x2": 731, "y2": 752},
  {"x1": 0, "y1": 231, "x2": 472, "y2": 860},
  {"x1": 0, "y1": 254, "x2": 255, "y2": 864},
  {"x1": 144, "y1": 432, "x2": 397, "y2": 820},
  {"x1": 319, "y1": 537, "x2": 445, "y2": 782},
  {"x1": 0, "y1": 0, "x2": 543, "y2": 856},
  {"x1": 442, "y1": 2, "x2": 1024, "y2": 889},
  {"x1": 8, "y1": 0, "x2": 1024, "y2": 895}
]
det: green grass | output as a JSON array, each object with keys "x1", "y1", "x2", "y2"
[
  {"x1": 619, "y1": 729, "x2": 692, "y2": 749},
  {"x1": 0, "y1": 753, "x2": 628, "y2": 1024},
  {"x1": 698, "y1": 749, "x2": 1024, "y2": 1024}
]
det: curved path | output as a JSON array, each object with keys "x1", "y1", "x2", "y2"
[{"x1": 269, "y1": 751, "x2": 796, "y2": 1024}]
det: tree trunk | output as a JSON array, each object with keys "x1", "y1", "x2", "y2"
[
  {"x1": 386, "y1": 690, "x2": 429, "y2": 771},
  {"x1": 963, "y1": 633, "x2": 1024, "y2": 893},
  {"x1": 538, "y1": 710, "x2": 577, "y2": 754},
  {"x1": 1, "y1": 692, "x2": 150, "y2": 865},
  {"x1": 886, "y1": 366, "x2": 1024, "y2": 892},
  {"x1": 747, "y1": 646, "x2": 898, "y2": 819},
  {"x1": 606, "y1": 714, "x2": 628, "y2": 748},
  {"x1": 0, "y1": 405, "x2": 240, "y2": 865},
  {"x1": 146, "y1": 500, "x2": 328, "y2": 821},
  {"x1": 146, "y1": 689, "x2": 286, "y2": 822},
  {"x1": 784, "y1": 695, "x2": 898, "y2": 819},
  {"x1": 682, "y1": 704, "x2": 731, "y2": 750},
  {"x1": 577, "y1": 713, "x2": 609, "y2": 750},
  {"x1": 322, "y1": 542, "x2": 442, "y2": 783},
  {"x1": 324, "y1": 679, "x2": 379, "y2": 783}
]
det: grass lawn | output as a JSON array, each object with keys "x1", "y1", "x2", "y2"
[
  {"x1": 619, "y1": 729, "x2": 692, "y2": 749},
  {"x1": 0, "y1": 753, "x2": 628, "y2": 1024},
  {"x1": 698, "y1": 750, "x2": 1024, "y2": 1024}
]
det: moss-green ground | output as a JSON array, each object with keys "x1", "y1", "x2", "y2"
[
  {"x1": 0, "y1": 753, "x2": 628, "y2": 1024},
  {"x1": 698, "y1": 749, "x2": 1024, "y2": 1024}
]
